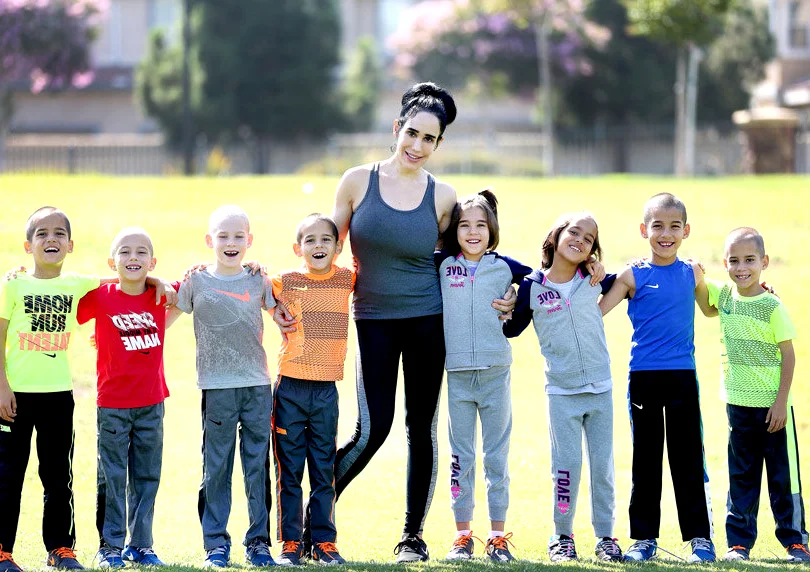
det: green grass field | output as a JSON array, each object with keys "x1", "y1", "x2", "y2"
[{"x1": 0, "y1": 174, "x2": 808, "y2": 571}]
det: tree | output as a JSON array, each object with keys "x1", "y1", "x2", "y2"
[
  {"x1": 389, "y1": 0, "x2": 608, "y2": 175},
  {"x1": 136, "y1": 0, "x2": 342, "y2": 173},
  {"x1": 624, "y1": 0, "x2": 732, "y2": 175},
  {"x1": 342, "y1": 36, "x2": 382, "y2": 133},
  {"x1": 0, "y1": 0, "x2": 104, "y2": 167}
]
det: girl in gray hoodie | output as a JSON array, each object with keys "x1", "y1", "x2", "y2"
[{"x1": 504, "y1": 212, "x2": 623, "y2": 563}]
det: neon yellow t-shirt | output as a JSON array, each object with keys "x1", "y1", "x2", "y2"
[
  {"x1": 707, "y1": 279, "x2": 796, "y2": 407},
  {"x1": 0, "y1": 273, "x2": 100, "y2": 392}
]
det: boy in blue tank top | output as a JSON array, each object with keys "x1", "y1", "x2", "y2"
[{"x1": 599, "y1": 193, "x2": 716, "y2": 563}]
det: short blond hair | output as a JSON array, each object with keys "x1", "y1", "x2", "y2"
[
  {"x1": 725, "y1": 227, "x2": 765, "y2": 257},
  {"x1": 109, "y1": 226, "x2": 153, "y2": 257},
  {"x1": 209, "y1": 204, "x2": 250, "y2": 233}
]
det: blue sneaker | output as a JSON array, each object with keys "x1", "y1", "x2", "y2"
[
  {"x1": 687, "y1": 538, "x2": 715, "y2": 563},
  {"x1": 122, "y1": 546, "x2": 165, "y2": 567},
  {"x1": 245, "y1": 539, "x2": 275, "y2": 567},
  {"x1": 624, "y1": 539, "x2": 657, "y2": 562},
  {"x1": 97, "y1": 545, "x2": 125, "y2": 570},
  {"x1": 204, "y1": 545, "x2": 231, "y2": 568}
]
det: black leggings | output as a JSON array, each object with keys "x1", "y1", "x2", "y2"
[{"x1": 335, "y1": 314, "x2": 445, "y2": 536}]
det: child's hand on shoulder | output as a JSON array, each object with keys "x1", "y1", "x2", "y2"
[
  {"x1": 4, "y1": 266, "x2": 27, "y2": 281},
  {"x1": 183, "y1": 262, "x2": 209, "y2": 280},
  {"x1": 585, "y1": 257, "x2": 606, "y2": 286},
  {"x1": 242, "y1": 261, "x2": 266, "y2": 276},
  {"x1": 155, "y1": 279, "x2": 178, "y2": 307}
]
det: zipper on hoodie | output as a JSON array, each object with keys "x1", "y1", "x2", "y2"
[
  {"x1": 469, "y1": 259, "x2": 476, "y2": 366},
  {"x1": 564, "y1": 279, "x2": 587, "y2": 381}
]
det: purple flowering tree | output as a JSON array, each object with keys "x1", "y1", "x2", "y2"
[
  {"x1": 388, "y1": 0, "x2": 608, "y2": 174},
  {"x1": 0, "y1": 0, "x2": 105, "y2": 166}
]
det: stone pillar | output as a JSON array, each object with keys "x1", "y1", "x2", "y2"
[{"x1": 732, "y1": 107, "x2": 800, "y2": 174}]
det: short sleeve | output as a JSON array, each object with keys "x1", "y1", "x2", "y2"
[
  {"x1": 271, "y1": 275, "x2": 283, "y2": 300},
  {"x1": 706, "y1": 278, "x2": 722, "y2": 308},
  {"x1": 81, "y1": 275, "x2": 101, "y2": 296},
  {"x1": 76, "y1": 288, "x2": 98, "y2": 325},
  {"x1": 263, "y1": 276, "x2": 277, "y2": 311},
  {"x1": 176, "y1": 279, "x2": 194, "y2": 314},
  {"x1": 771, "y1": 302, "x2": 797, "y2": 343}
]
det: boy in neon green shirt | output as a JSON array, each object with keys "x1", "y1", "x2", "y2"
[{"x1": 701, "y1": 227, "x2": 809, "y2": 563}]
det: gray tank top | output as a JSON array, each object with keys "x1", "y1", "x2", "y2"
[{"x1": 350, "y1": 163, "x2": 442, "y2": 319}]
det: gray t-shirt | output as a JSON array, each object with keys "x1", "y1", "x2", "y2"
[{"x1": 177, "y1": 268, "x2": 276, "y2": 390}]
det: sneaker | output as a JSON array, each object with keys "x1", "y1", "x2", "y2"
[
  {"x1": 96, "y1": 545, "x2": 125, "y2": 570},
  {"x1": 787, "y1": 544, "x2": 810, "y2": 563},
  {"x1": 548, "y1": 535, "x2": 577, "y2": 562},
  {"x1": 446, "y1": 532, "x2": 476, "y2": 561},
  {"x1": 393, "y1": 534, "x2": 429, "y2": 563},
  {"x1": 687, "y1": 538, "x2": 716, "y2": 563},
  {"x1": 723, "y1": 546, "x2": 750, "y2": 561},
  {"x1": 311, "y1": 543, "x2": 345, "y2": 566},
  {"x1": 485, "y1": 533, "x2": 515, "y2": 563},
  {"x1": 204, "y1": 545, "x2": 231, "y2": 568},
  {"x1": 46, "y1": 548, "x2": 84, "y2": 570},
  {"x1": 0, "y1": 546, "x2": 23, "y2": 572},
  {"x1": 276, "y1": 542, "x2": 304, "y2": 567},
  {"x1": 122, "y1": 546, "x2": 165, "y2": 567},
  {"x1": 245, "y1": 539, "x2": 275, "y2": 567},
  {"x1": 595, "y1": 538, "x2": 623, "y2": 562},
  {"x1": 624, "y1": 539, "x2": 657, "y2": 562}
]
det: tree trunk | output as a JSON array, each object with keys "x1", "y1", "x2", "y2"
[
  {"x1": 0, "y1": 85, "x2": 14, "y2": 173},
  {"x1": 674, "y1": 47, "x2": 687, "y2": 177},
  {"x1": 684, "y1": 44, "x2": 702, "y2": 177},
  {"x1": 535, "y1": 14, "x2": 554, "y2": 176}
]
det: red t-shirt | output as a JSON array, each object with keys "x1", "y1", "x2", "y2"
[{"x1": 77, "y1": 283, "x2": 178, "y2": 408}]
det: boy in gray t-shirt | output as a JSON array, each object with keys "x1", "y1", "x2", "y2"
[{"x1": 168, "y1": 205, "x2": 276, "y2": 568}]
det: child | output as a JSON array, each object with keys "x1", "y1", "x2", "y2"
[
  {"x1": 436, "y1": 191, "x2": 530, "y2": 562},
  {"x1": 699, "y1": 228, "x2": 809, "y2": 563},
  {"x1": 599, "y1": 193, "x2": 715, "y2": 563},
  {"x1": 168, "y1": 205, "x2": 276, "y2": 568},
  {"x1": 0, "y1": 207, "x2": 100, "y2": 572},
  {"x1": 76, "y1": 227, "x2": 178, "y2": 568},
  {"x1": 504, "y1": 212, "x2": 624, "y2": 563},
  {"x1": 270, "y1": 214, "x2": 354, "y2": 566}
]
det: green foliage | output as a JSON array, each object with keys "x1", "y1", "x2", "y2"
[
  {"x1": 341, "y1": 36, "x2": 382, "y2": 133},
  {"x1": 135, "y1": 0, "x2": 342, "y2": 148},
  {"x1": 623, "y1": 0, "x2": 732, "y2": 46}
]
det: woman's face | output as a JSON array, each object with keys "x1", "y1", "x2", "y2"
[{"x1": 393, "y1": 111, "x2": 442, "y2": 170}]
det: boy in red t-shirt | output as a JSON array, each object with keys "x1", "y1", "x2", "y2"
[{"x1": 77, "y1": 227, "x2": 178, "y2": 569}]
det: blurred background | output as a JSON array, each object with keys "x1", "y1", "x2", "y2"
[{"x1": 1, "y1": 0, "x2": 809, "y2": 177}]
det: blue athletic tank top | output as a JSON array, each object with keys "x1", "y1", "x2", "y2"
[
  {"x1": 349, "y1": 164, "x2": 443, "y2": 319},
  {"x1": 627, "y1": 259, "x2": 696, "y2": 371}
]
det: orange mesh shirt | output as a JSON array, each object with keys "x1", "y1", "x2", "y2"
[{"x1": 271, "y1": 265, "x2": 355, "y2": 381}]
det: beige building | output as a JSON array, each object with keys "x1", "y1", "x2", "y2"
[
  {"x1": 11, "y1": 0, "x2": 410, "y2": 134},
  {"x1": 755, "y1": 0, "x2": 810, "y2": 108}
]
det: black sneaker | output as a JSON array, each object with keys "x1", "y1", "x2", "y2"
[
  {"x1": 548, "y1": 535, "x2": 577, "y2": 562},
  {"x1": 595, "y1": 538, "x2": 623, "y2": 562},
  {"x1": 394, "y1": 534, "x2": 429, "y2": 563},
  {"x1": 277, "y1": 541, "x2": 303, "y2": 567},
  {"x1": 311, "y1": 542, "x2": 345, "y2": 565},
  {"x1": 787, "y1": 544, "x2": 810, "y2": 563},
  {"x1": 46, "y1": 548, "x2": 84, "y2": 570},
  {"x1": 0, "y1": 546, "x2": 23, "y2": 572},
  {"x1": 724, "y1": 546, "x2": 750, "y2": 561},
  {"x1": 485, "y1": 533, "x2": 515, "y2": 562}
]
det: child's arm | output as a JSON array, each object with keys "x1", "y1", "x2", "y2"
[
  {"x1": 767, "y1": 340, "x2": 794, "y2": 433},
  {"x1": 598, "y1": 266, "x2": 634, "y2": 316},
  {"x1": 165, "y1": 306, "x2": 184, "y2": 329},
  {"x1": 502, "y1": 278, "x2": 533, "y2": 338},
  {"x1": 691, "y1": 261, "x2": 718, "y2": 318},
  {"x1": 0, "y1": 318, "x2": 16, "y2": 423}
]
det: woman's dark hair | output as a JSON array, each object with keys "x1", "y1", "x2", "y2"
[
  {"x1": 541, "y1": 212, "x2": 601, "y2": 271},
  {"x1": 397, "y1": 82, "x2": 457, "y2": 140},
  {"x1": 442, "y1": 189, "x2": 499, "y2": 257}
]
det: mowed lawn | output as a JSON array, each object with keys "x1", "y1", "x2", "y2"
[{"x1": 0, "y1": 174, "x2": 808, "y2": 571}]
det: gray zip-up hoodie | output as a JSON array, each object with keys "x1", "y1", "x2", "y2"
[
  {"x1": 437, "y1": 252, "x2": 531, "y2": 371},
  {"x1": 504, "y1": 268, "x2": 615, "y2": 390}
]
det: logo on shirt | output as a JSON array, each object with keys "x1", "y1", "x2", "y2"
[
  {"x1": 445, "y1": 265, "x2": 467, "y2": 289},
  {"x1": 214, "y1": 289, "x2": 251, "y2": 302},
  {"x1": 19, "y1": 294, "x2": 74, "y2": 355},
  {"x1": 110, "y1": 311, "x2": 161, "y2": 353},
  {"x1": 292, "y1": 286, "x2": 308, "y2": 292},
  {"x1": 537, "y1": 290, "x2": 563, "y2": 314},
  {"x1": 646, "y1": 284, "x2": 660, "y2": 289}
]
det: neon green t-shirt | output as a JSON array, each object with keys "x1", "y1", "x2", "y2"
[
  {"x1": 707, "y1": 279, "x2": 796, "y2": 407},
  {"x1": 0, "y1": 273, "x2": 100, "y2": 392}
]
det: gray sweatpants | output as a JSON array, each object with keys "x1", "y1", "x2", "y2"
[
  {"x1": 548, "y1": 390, "x2": 615, "y2": 537},
  {"x1": 96, "y1": 403, "x2": 164, "y2": 550},
  {"x1": 447, "y1": 366, "x2": 511, "y2": 523},
  {"x1": 199, "y1": 386, "x2": 272, "y2": 550}
]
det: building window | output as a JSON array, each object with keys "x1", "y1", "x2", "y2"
[
  {"x1": 148, "y1": 0, "x2": 180, "y2": 43},
  {"x1": 788, "y1": 0, "x2": 810, "y2": 49}
]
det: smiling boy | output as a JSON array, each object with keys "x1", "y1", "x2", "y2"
[
  {"x1": 168, "y1": 205, "x2": 276, "y2": 568},
  {"x1": 700, "y1": 228, "x2": 809, "y2": 563},
  {"x1": 599, "y1": 193, "x2": 715, "y2": 563},
  {"x1": 269, "y1": 214, "x2": 354, "y2": 566}
]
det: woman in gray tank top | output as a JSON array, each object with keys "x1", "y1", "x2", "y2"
[{"x1": 276, "y1": 83, "x2": 514, "y2": 562}]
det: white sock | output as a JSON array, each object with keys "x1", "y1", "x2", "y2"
[
  {"x1": 456, "y1": 530, "x2": 471, "y2": 537},
  {"x1": 489, "y1": 531, "x2": 504, "y2": 539}
]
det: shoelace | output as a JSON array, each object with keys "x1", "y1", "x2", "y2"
[
  {"x1": 553, "y1": 537, "x2": 575, "y2": 557},
  {"x1": 282, "y1": 541, "x2": 300, "y2": 554},
  {"x1": 136, "y1": 547, "x2": 157, "y2": 557},
  {"x1": 0, "y1": 548, "x2": 17, "y2": 564},
  {"x1": 487, "y1": 532, "x2": 515, "y2": 552},
  {"x1": 690, "y1": 538, "x2": 713, "y2": 553},
  {"x1": 315, "y1": 542, "x2": 339, "y2": 555},
  {"x1": 51, "y1": 548, "x2": 78, "y2": 559},
  {"x1": 452, "y1": 532, "x2": 482, "y2": 550},
  {"x1": 598, "y1": 538, "x2": 621, "y2": 556},
  {"x1": 728, "y1": 545, "x2": 747, "y2": 553},
  {"x1": 248, "y1": 541, "x2": 271, "y2": 556},
  {"x1": 208, "y1": 546, "x2": 229, "y2": 557},
  {"x1": 789, "y1": 544, "x2": 810, "y2": 555},
  {"x1": 394, "y1": 536, "x2": 423, "y2": 555}
]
